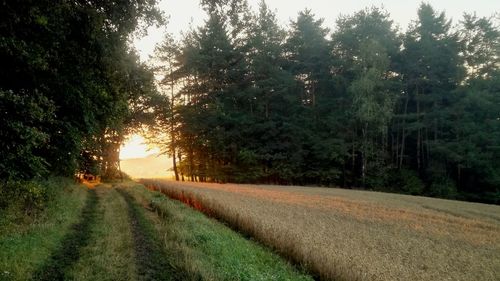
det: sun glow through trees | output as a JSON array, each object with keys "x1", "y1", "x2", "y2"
[
  {"x1": 120, "y1": 134, "x2": 159, "y2": 160},
  {"x1": 119, "y1": 134, "x2": 173, "y2": 178}
]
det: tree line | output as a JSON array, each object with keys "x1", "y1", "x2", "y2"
[
  {"x1": 0, "y1": 0, "x2": 163, "y2": 186},
  {"x1": 0, "y1": 0, "x2": 498, "y2": 204},
  {"x1": 153, "y1": 0, "x2": 500, "y2": 203}
]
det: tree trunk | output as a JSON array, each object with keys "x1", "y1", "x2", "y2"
[
  {"x1": 400, "y1": 92, "x2": 410, "y2": 168},
  {"x1": 361, "y1": 123, "x2": 368, "y2": 188},
  {"x1": 172, "y1": 152, "x2": 179, "y2": 181},
  {"x1": 170, "y1": 82, "x2": 179, "y2": 181},
  {"x1": 265, "y1": 101, "x2": 269, "y2": 119},
  {"x1": 425, "y1": 127, "x2": 430, "y2": 168},
  {"x1": 434, "y1": 117, "x2": 438, "y2": 142},
  {"x1": 189, "y1": 146, "x2": 195, "y2": 182},
  {"x1": 395, "y1": 119, "x2": 400, "y2": 166},
  {"x1": 417, "y1": 128, "x2": 421, "y2": 170},
  {"x1": 351, "y1": 128, "x2": 356, "y2": 186},
  {"x1": 178, "y1": 151, "x2": 185, "y2": 181},
  {"x1": 118, "y1": 147, "x2": 123, "y2": 182},
  {"x1": 416, "y1": 87, "x2": 421, "y2": 171},
  {"x1": 312, "y1": 82, "x2": 316, "y2": 108}
]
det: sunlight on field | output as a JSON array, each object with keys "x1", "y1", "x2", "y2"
[
  {"x1": 120, "y1": 154, "x2": 173, "y2": 179},
  {"x1": 120, "y1": 134, "x2": 173, "y2": 178},
  {"x1": 142, "y1": 180, "x2": 500, "y2": 281}
]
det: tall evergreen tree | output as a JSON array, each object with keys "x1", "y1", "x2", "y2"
[
  {"x1": 152, "y1": 1, "x2": 499, "y2": 202},
  {"x1": 399, "y1": 3, "x2": 463, "y2": 195},
  {"x1": 284, "y1": 10, "x2": 341, "y2": 184},
  {"x1": 242, "y1": 0, "x2": 302, "y2": 183}
]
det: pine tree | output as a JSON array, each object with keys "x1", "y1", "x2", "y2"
[{"x1": 400, "y1": 3, "x2": 463, "y2": 195}]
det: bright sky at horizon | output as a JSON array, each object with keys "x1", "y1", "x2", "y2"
[
  {"x1": 133, "y1": 0, "x2": 499, "y2": 61},
  {"x1": 120, "y1": 134, "x2": 160, "y2": 160}
]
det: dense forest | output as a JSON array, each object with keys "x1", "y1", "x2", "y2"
[
  {"x1": 152, "y1": 0, "x2": 500, "y2": 203},
  {"x1": 0, "y1": 0, "x2": 164, "y2": 207},
  {"x1": 1, "y1": 0, "x2": 499, "y2": 204}
]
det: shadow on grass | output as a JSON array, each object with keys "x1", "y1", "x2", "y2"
[{"x1": 31, "y1": 189, "x2": 98, "y2": 281}]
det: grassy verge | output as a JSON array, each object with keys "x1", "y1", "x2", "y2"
[
  {"x1": 125, "y1": 183, "x2": 313, "y2": 281},
  {"x1": 0, "y1": 179, "x2": 88, "y2": 281},
  {"x1": 68, "y1": 186, "x2": 137, "y2": 281}
]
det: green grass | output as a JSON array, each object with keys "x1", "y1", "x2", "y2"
[
  {"x1": 32, "y1": 189, "x2": 99, "y2": 281},
  {"x1": 0, "y1": 181, "x2": 314, "y2": 280},
  {"x1": 0, "y1": 179, "x2": 88, "y2": 281},
  {"x1": 68, "y1": 186, "x2": 137, "y2": 281},
  {"x1": 126, "y1": 183, "x2": 313, "y2": 281}
]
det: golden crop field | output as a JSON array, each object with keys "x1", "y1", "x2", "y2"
[{"x1": 141, "y1": 180, "x2": 500, "y2": 281}]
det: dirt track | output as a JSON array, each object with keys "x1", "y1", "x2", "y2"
[
  {"x1": 31, "y1": 185, "x2": 177, "y2": 280},
  {"x1": 117, "y1": 188, "x2": 174, "y2": 281},
  {"x1": 32, "y1": 189, "x2": 98, "y2": 281}
]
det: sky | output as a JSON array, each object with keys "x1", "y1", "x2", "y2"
[
  {"x1": 120, "y1": 135, "x2": 172, "y2": 178},
  {"x1": 120, "y1": 134, "x2": 160, "y2": 160},
  {"x1": 133, "y1": 0, "x2": 499, "y2": 61}
]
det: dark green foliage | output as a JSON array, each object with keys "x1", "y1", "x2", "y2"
[
  {"x1": 0, "y1": 181, "x2": 47, "y2": 213},
  {"x1": 2, "y1": 0, "x2": 499, "y2": 203},
  {"x1": 152, "y1": 1, "x2": 499, "y2": 203},
  {"x1": 385, "y1": 169, "x2": 425, "y2": 195},
  {"x1": 0, "y1": 0, "x2": 163, "y2": 186},
  {"x1": 0, "y1": 90, "x2": 54, "y2": 180},
  {"x1": 331, "y1": 7, "x2": 401, "y2": 188}
]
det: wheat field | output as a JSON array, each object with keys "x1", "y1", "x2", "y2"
[{"x1": 140, "y1": 180, "x2": 500, "y2": 281}]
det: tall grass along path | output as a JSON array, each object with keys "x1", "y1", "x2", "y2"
[{"x1": 31, "y1": 189, "x2": 98, "y2": 281}]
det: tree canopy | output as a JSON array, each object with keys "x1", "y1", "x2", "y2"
[
  {"x1": 1, "y1": 0, "x2": 498, "y2": 204},
  {"x1": 152, "y1": 1, "x2": 499, "y2": 203},
  {"x1": 0, "y1": 0, "x2": 163, "y2": 181}
]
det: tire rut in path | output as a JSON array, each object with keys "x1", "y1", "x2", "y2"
[
  {"x1": 32, "y1": 189, "x2": 98, "y2": 281},
  {"x1": 117, "y1": 188, "x2": 175, "y2": 281}
]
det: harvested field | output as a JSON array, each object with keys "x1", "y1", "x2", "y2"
[{"x1": 141, "y1": 179, "x2": 500, "y2": 281}]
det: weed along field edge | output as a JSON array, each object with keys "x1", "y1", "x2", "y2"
[
  {"x1": 141, "y1": 179, "x2": 500, "y2": 281},
  {"x1": 0, "y1": 181, "x2": 313, "y2": 281}
]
